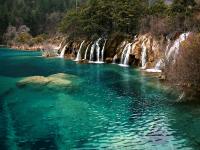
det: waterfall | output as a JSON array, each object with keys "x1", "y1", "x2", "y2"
[
  {"x1": 119, "y1": 43, "x2": 132, "y2": 66},
  {"x1": 124, "y1": 43, "x2": 132, "y2": 65},
  {"x1": 84, "y1": 44, "x2": 90, "y2": 60},
  {"x1": 145, "y1": 59, "x2": 163, "y2": 73},
  {"x1": 59, "y1": 44, "x2": 68, "y2": 58},
  {"x1": 75, "y1": 41, "x2": 85, "y2": 61},
  {"x1": 141, "y1": 41, "x2": 147, "y2": 69},
  {"x1": 89, "y1": 42, "x2": 96, "y2": 62},
  {"x1": 165, "y1": 38, "x2": 171, "y2": 57},
  {"x1": 55, "y1": 39, "x2": 65, "y2": 52},
  {"x1": 56, "y1": 41, "x2": 63, "y2": 50},
  {"x1": 101, "y1": 39, "x2": 107, "y2": 62},
  {"x1": 89, "y1": 38, "x2": 102, "y2": 62},
  {"x1": 56, "y1": 40, "x2": 65, "y2": 50},
  {"x1": 155, "y1": 59, "x2": 163, "y2": 70},
  {"x1": 166, "y1": 32, "x2": 190, "y2": 61},
  {"x1": 96, "y1": 38, "x2": 101, "y2": 62},
  {"x1": 112, "y1": 54, "x2": 118, "y2": 64}
]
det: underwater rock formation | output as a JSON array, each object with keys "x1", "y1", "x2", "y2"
[{"x1": 17, "y1": 73, "x2": 75, "y2": 89}]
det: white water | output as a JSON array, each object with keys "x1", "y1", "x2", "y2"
[
  {"x1": 59, "y1": 45, "x2": 68, "y2": 58},
  {"x1": 165, "y1": 38, "x2": 171, "y2": 57},
  {"x1": 145, "y1": 32, "x2": 190, "y2": 72},
  {"x1": 145, "y1": 59, "x2": 163, "y2": 73},
  {"x1": 89, "y1": 38, "x2": 103, "y2": 63},
  {"x1": 89, "y1": 42, "x2": 96, "y2": 62},
  {"x1": 84, "y1": 44, "x2": 90, "y2": 60},
  {"x1": 96, "y1": 39, "x2": 101, "y2": 62},
  {"x1": 101, "y1": 39, "x2": 107, "y2": 62},
  {"x1": 166, "y1": 32, "x2": 190, "y2": 61},
  {"x1": 112, "y1": 54, "x2": 118, "y2": 64},
  {"x1": 119, "y1": 43, "x2": 132, "y2": 67},
  {"x1": 75, "y1": 41, "x2": 85, "y2": 61},
  {"x1": 155, "y1": 59, "x2": 163, "y2": 70},
  {"x1": 55, "y1": 41, "x2": 63, "y2": 50},
  {"x1": 124, "y1": 43, "x2": 132, "y2": 65},
  {"x1": 141, "y1": 41, "x2": 147, "y2": 69}
]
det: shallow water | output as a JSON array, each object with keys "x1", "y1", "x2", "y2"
[{"x1": 0, "y1": 48, "x2": 200, "y2": 150}]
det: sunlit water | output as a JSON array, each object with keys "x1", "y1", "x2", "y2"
[{"x1": 0, "y1": 48, "x2": 200, "y2": 150}]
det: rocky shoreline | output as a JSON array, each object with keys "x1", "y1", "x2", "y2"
[
  {"x1": 3, "y1": 32, "x2": 199, "y2": 102},
  {"x1": 9, "y1": 44, "x2": 44, "y2": 51}
]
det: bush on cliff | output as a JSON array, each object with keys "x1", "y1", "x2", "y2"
[
  {"x1": 32, "y1": 34, "x2": 47, "y2": 44},
  {"x1": 166, "y1": 33, "x2": 200, "y2": 101},
  {"x1": 16, "y1": 32, "x2": 32, "y2": 44}
]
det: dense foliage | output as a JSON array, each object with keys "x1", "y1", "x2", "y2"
[
  {"x1": 1, "y1": 0, "x2": 200, "y2": 43},
  {"x1": 60, "y1": 0, "x2": 148, "y2": 39},
  {"x1": 60, "y1": 0, "x2": 200, "y2": 39},
  {"x1": 0, "y1": 0, "x2": 86, "y2": 43}
]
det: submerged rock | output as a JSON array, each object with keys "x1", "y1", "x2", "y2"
[
  {"x1": 17, "y1": 73, "x2": 73, "y2": 89},
  {"x1": 17, "y1": 76, "x2": 50, "y2": 87}
]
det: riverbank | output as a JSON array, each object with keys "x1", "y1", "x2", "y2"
[{"x1": 9, "y1": 44, "x2": 44, "y2": 51}]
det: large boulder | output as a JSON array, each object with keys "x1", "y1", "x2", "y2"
[{"x1": 17, "y1": 73, "x2": 73, "y2": 89}]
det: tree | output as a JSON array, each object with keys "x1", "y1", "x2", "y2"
[
  {"x1": 170, "y1": 0, "x2": 197, "y2": 32},
  {"x1": 0, "y1": 0, "x2": 87, "y2": 43},
  {"x1": 60, "y1": 0, "x2": 148, "y2": 38}
]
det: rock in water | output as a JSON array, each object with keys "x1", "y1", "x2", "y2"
[
  {"x1": 17, "y1": 73, "x2": 73, "y2": 89},
  {"x1": 17, "y1": 76, "x2": 50, "y2": 87}
]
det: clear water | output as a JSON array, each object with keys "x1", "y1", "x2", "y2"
[{"x1": 0, "y1": 48, "x2": 200, "y2": 150}]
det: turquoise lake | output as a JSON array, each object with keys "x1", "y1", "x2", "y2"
[{"x1": 0, "y1": 48, "x2": 200, "y2": 150}]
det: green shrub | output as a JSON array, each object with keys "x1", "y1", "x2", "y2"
[{"x1": 16, "y1": 33, "x2": 32, "y2": 44}]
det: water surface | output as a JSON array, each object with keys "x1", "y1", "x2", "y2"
[{"x1": 0, "y1": 48, "x2": 200, "y2": 150}]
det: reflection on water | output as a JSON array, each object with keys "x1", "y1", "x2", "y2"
[{"x1": 0, "y1": 48, "x2": 200, "y2": 150}]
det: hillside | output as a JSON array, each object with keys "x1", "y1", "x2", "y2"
[{"x1": 0, "y1": 0, "x2": 86, "y2": 43}]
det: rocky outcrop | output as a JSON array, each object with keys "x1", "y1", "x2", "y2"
[
  {"x1": 17, "y1": 73, "x2": 75, "y2": 89},
  {"x1": 49, "y1": 32, "x2": 189, "y2": 73},
  {"x1": 55, "y1": 34, "x2": 164, "y2": 68}
]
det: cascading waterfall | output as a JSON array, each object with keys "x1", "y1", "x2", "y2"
[
  {"x1": 146, "y1": 59, "x2": 163, "y2": 73},
  {"x1": 75, "y1": 41, "x2": 85, "y2": 61},
  {"x1": 120, "y1": 44, "x2": 128, "y2": 65},
  {"x1": 59, "y1": 45, "x2": 68, "y2": 58},
  {"x1": 119, "y1": 43, "x2": 132, "y2": 66},
  {"x1": 96, "y1": 38, "x2": 101, "y2": 62},
  {"x1": 155, "y1": 59, "x2": 163, "y2": 70},
  {"x1": 141, "y1": 41, "x2": 147, "y2": 69},
  {"x1": 112, "y1": 54, "x2": 118, "y2": 64},
  {"x1": 89, "y1": 42, "x2": 96, "y2": 62},
  {"x1": 124, "y1": 43, "x2": 132, "y2": 65},
  {"x1": 84, "y1": 44, "x2": 90, "y2": 60},
  {"x1": 165, "y1": 38, "x2": 171, "y2": 57},
  {"x1": 55, "y1": 40, "x2": 65, "y2": 56},
  {"x1": 89, "y1": 38, "x2": 102, "y2": 62},
  {"x1": 145, "y1": 33, "x2": 190, "y2": 72},
  {"x1": 56, "y1": 41, "x2": 63, "y2": 50},
  {"x1": 101, "y1": 39, "x2": 107, "y2": 62},
  {"x1": 166, "y1": 32, "x2": 190, "y2": 61}
]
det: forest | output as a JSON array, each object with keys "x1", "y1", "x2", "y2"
[
  {"x1": 60, "y1": 0, "x2": 200, "y2": 39},
  {"x1": 0, "y1": 0, "x2": 86, "y2": 43},
  {"x1": 1, "y1": 0, "x2": 200, "y2": 43}
]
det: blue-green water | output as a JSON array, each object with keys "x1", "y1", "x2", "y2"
[{"x1": 0, "y1": 48, "x2": 200, "y2": 150}]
